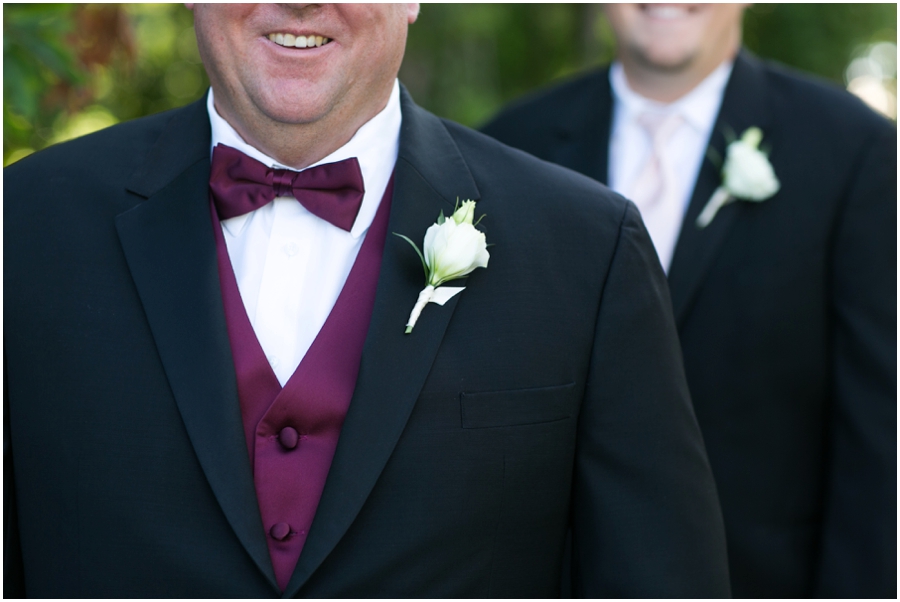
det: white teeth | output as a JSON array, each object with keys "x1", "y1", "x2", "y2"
[
  {"x1": 645, "y1": 5, "x2": 689, "y2": 19},
  {"x1": 268, "y1": 33, "x2": 331, "y2": 49}
]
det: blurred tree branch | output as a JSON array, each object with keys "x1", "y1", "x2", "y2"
[{"x1": 4, "y1": 5, "x2": 135, "y2": 160}]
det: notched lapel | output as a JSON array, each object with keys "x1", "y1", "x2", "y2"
[
  {"x1": 116, "y1": 99, "x2": 278, "y2": 591},
  {"x1": 667, "y1": 52, "x2": 772, "y2": 326},
  {"x1": 286, "y1": 88, "x2": 480, "y2": 596}
]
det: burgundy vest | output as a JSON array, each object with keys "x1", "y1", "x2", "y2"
[{"x1": 210, "y1": 177, "x2": 394, "y2": 590}]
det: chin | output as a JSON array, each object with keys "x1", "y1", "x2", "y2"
[
  {"x1": 252, "y1": 88, "x2": 334, "y2": 126},
  {"x1": 261, "y1": 104, "x2": 331, "y2": 126},
  {"x1": 634, "y1": 44, "x2": 697, "y2": 73}
]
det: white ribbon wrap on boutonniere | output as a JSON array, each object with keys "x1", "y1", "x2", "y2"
[
  {"x1": 395, "y1": 200, "x2": 490, "y2": 333},
  {"x1": 697, "y1": 127, "x2": 780, "y2": 228}
]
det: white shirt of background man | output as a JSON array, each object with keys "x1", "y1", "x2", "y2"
[
  {"x1": 207, "y1": 80, "x2": 401, "y2": 386},
  {"x1": 608, "y1": 60, "x2": 732, "y2": 271}
]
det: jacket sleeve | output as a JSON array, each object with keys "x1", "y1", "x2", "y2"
[
  {"x1": 571, "y1": 202, "x2": 731, "y2": 597},
  {"x1": 814, "y1": 125, "x2": 897, "y2": 597}
]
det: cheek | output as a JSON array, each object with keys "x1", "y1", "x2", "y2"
[
  {"x1": 708, "y1": 7, "x2": 743, "y2": 40},
  {"x1": 348, "y1": 28, "x2": 407, "y2": 80},
  {"x1": 195, "y1": 23, "x2": 235, "y2": 78}
]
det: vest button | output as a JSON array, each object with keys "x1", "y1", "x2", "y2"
[
  {"x1": 270, "y1": 522, "x2": 291, "y2": 541},
  {"x1": 279, "y1": 426, "x2": 299, "y2": 450}
]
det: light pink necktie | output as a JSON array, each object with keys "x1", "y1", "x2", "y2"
[
  {"x1": 627, "y1": 111, "x2": 685, "y2": 271},
  {"x1": 629, "y1": 111, "x2": 684, "y2": 209}
]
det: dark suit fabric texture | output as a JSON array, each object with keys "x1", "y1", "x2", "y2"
[
  {"x1": 483, "y1": 51, "x2": 898, "y2": 598},
  {"x1": 4, "y1": 88, "x2": 730, "y2": 597}
]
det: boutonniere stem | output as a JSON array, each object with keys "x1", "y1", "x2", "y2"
[
  {"x1": 697, "y1": 126, "x2": 780, "y2": 228},
  {"x1": 395, "y1": 200, "x2": 489, "y2": 333},
  {"x1": 696, "y1": 187, "x2": 733, "y2": 229}
]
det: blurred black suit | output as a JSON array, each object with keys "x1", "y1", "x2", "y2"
[{"x1": 483, "y1": 51, "x2": 897, "y2": 598}]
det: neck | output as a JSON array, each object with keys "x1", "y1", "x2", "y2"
[{"x1": 620, "y1": 44, "x2": 740, "y2": 104}]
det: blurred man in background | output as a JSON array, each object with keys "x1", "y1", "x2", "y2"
[{"x1": 484, "y1": 3, "x2": 896, "y2": 598}]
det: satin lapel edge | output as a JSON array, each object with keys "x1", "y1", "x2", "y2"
[
  {"x1": 286, "y1": 90, "x2": 480, "y2": 596},
  {"x1": 116, "y1": 101, "x2": 278, "y2": 591},
  {"x1": 667, "y1": 51, "x2": 772, "y2": 326},
  {"x1": 594, "y1": 67, "x2": 613, "y2": 185}
]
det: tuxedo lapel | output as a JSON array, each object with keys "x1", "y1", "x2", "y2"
[
  {"x1": 667, "y1": 52, "x2": 772, "y2": 326},
  {"x1": 285, "y1": 87, "x2": 480, "y2": 596},
  {"x1": 553, "y1": 68, "x2": 613, "y2": 184},
  {"x1": 116, "y1": 99, "x2": 277, "y2": 591}
]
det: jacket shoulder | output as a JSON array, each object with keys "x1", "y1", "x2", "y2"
[
  {"x1": 760, "y1": 58, "x2": 894, "y2": 140},
  {"x1": 443, "y1": 118, "x2": 629, "y2": 228},
  {"x1": 4, "y1": 99, "x2": 208, "y2": 237},
  {"x1": 4, "y1": 103, "x2": 195, "y2": 187},
  {"x1": 480, "y1": 69, "x2": 608, "y2": 147}
]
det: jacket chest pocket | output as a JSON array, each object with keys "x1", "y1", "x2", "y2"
[{"x1": 460, "y1": 382, "x2": 578, "y2": 429}]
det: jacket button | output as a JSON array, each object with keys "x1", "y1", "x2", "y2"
[
  {"x1": 270, "y1": 522, "x2": 291, "y2": 541},
  {"x1": 279, "y1": 426, "x2": 299, "y2": 450}
]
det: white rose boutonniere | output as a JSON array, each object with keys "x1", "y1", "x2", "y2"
[
  {"x1": 395, "y1": 200, "x2": 490, "y2": 333},
  {"x1": 696, "y1": 126, "x2": 780, "y2": 228}
]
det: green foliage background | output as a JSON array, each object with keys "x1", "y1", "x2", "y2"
[{"x1": 4, "y1": 4, "x2": 897, "y2": 165}]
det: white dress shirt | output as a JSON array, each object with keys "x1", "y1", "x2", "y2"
[
  {"x1": 608, "y1": 60, "x2": 732, "y2": 270},
  {"x1": 207, "y1": 80, "x2": 401, "y2": 385}
]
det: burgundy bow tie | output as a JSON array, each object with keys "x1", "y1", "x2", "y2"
[{"x1": 209, "y1": 143, "x2": 365, "y2": 231}]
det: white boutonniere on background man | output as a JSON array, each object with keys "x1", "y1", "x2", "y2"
[
  {"x1": 395, "y1": 200, "x2": 490, "y2": 333},
  {"x1": 696, "y1": 126, "x2": 780, "y2": 228}
]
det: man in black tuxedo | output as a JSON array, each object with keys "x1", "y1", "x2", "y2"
[
  {"x1": 483, "y1": 4, "x2": 896, "y2": 598},
  {"x1": 4, "y1": 4, "x2": 730, "y2": 597}
]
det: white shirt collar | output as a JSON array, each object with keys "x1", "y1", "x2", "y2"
[
  {"x1": 207, "y1": 79, "x2": 402, "y2": 238},
  {"x1": 609, "y1": 59, "x2": 733, "y2": 134}
]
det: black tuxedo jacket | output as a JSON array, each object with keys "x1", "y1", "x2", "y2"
[
  {"x1": 483, "y1": 51, "x2": 897, "y2": 598},
  {"x1": 4, "y1": 88, "x2": 730, "y2": 597}
]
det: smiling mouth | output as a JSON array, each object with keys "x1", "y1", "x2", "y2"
[
  {"x1": 268, "y1": 33, "x2": 332, "y2": 49},
  {"x1": 638, "y1": 4, "x2": 700, "y2": 19}
]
